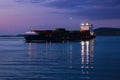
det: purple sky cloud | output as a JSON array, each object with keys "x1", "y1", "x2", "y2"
[{"x1": 0, "y1": 0, "x2": 120, "y2": 34}]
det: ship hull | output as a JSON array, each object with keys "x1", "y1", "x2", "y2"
[{"x1": 24, "y1": 35, "x2": 96, "y2": 43}]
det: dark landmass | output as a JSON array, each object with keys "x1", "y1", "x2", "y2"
[
  {"x1": 94, "y1": 27, "x2": 120, "y2": 36},
  {"x1": 0, "y1": 35, "x2": 23, "y2": 37}
]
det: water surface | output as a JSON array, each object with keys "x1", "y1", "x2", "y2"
[{"x1": 0, "y1": 36, "x2": 120, "y2": 80}]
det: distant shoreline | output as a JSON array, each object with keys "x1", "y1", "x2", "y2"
[
  {"x1": 0, "y1": 27, "x2": 120, "y2": 36},
  {"x1": 94, "y1": 27, "x2": 120, "y2": 36}
]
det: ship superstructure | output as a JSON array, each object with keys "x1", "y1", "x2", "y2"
[{"x1": 80, "y1": 22, "x2": 95, "y2": 38}]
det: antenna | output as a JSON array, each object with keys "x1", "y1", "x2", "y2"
[{"x1": 85, "y1": 19, "x2": 89, "y2": 23}]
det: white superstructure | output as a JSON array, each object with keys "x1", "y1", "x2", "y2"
[
  {"x1": 80, "y1": 22, "x2": 92, "y2": 31},
  {"x1": 80, "y1": 22, "x2": 94, "y2": 35},
  {"x1": 24, "y1": 31, "x2": 38, "y2": 35}
]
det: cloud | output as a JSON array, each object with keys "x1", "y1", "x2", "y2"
[{"x1": 15, "y1": 0, "x2": 120, "y2": 20}]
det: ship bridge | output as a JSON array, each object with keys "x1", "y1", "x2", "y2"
[
  {"x1": 80, "y1": 22, "x2": 94, "y2": 36},
  {"x1": 80, "y1": 22, "x2": 93, "y2": 31}
]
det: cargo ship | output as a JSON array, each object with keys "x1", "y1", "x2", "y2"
[{"x1": 24, "y1": 22, "x2": 96, "y2": 42}]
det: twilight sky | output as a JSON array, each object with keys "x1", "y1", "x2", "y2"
[{"x1": 0, "y1": 0, "x2": 120, "y2": 34}]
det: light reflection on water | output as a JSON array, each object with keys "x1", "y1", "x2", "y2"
[
  {"x1": 1, "y1": 37, "x2": 120, "y2": 80},
  {"x1": 80, "y1": 40, "x2": 94, "y2": 80},
  {"x1": 81, "y1": 40, "x2": 94, "y2": 65},
  {"x1": 28, "y1": 43, "x2": 37, "y2": 64},
  {"x1": 26, "y1": 40, "x2": 95, "y2": 80}
]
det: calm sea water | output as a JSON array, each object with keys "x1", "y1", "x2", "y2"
[{"x1": 0, "y1": 36, "x2": 120, "y2": 80}]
